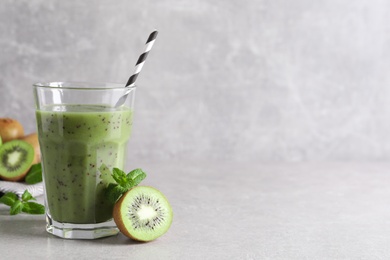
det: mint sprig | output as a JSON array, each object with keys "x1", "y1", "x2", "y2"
[
  {"x1": 99, "y1": 164, "x2": 147, "y2": 204},
  {"x1": 0, "y1": 190, "x2": 45, "y2": 215}
]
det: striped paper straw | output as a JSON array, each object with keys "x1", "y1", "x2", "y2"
[
  {"x1": 115, "y1": 30, "x2": 158, "y2": 107},
  {"x1": 125, "y1": 30, "x2": 158, "y2": 87}
]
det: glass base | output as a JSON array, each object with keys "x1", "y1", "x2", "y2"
[{"x1": 46, "y1": 214, "x2": 119, "y2": 239}]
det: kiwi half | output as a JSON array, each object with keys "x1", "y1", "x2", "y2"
[
  {"x1": 0, "y1": 140, "x2": 35, "y2": 181},
  {"x1": 113, "y1": 186, "x2": 173, "y2": 242}
]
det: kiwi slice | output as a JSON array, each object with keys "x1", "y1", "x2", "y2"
[
  {"x1": 0, "y1": 140, "x2": 35, "y2": 181},
  {"x1": 113, "y1": 186, "x2": 173, "y2": 242}
]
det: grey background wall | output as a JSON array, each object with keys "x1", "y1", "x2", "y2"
[{"x1": 1, "y1": 0, "x2": 389, "y2": 162}]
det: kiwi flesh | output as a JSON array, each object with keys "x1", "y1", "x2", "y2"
[
  {"x1": 113, "y1": 186, "x2": 173, "y2": 242},
  {"x1": 0, "y1": 140, "x2": 35, "y2": 181}
]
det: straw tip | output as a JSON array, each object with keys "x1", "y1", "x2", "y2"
[{"x1": 146, "y1": 30, "x2": 159, "y2": 43}]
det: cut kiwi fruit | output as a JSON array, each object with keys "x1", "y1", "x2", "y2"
[
  {"x1": 0, "y1": 140, "x2": 35, "y2": 181},
  {"x1": 113, "y1": 186, "x2": 173, "y2": 242}
]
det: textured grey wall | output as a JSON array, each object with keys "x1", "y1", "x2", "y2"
[{"x1": 1, "y1": 0, "x2": 389, "y2": 162}]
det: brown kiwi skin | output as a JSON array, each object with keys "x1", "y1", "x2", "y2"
[
  {"x1": 0, "y1": 118, "x2": 24, "y2": 142},
  {"x1": 0, "y1": 141, "x2": 35, "y2": 182},
  {"x1": 1, "y1": 170, "x2": 28, "y2": 182},
  {"x1": 113, "y1": 189, "x2": 139, "y2": 241},
  {"x1": 20, "y1": 133, "x2": 40, "y2": 164}
]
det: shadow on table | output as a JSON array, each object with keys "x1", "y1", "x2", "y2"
[
  {"x1": 0, "y1": 217, "x2": 146, "y2": 244},
  {"x1": 93, "y1": 233, "x2": 145, "y2": 245},
  {"x1": 0, "y1": 207, "x2": 144, "y2": 244}
]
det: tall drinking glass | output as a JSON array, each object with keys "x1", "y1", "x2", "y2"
[{"x1": 33, "y1": 82, "x2": 136, "y2": 239}]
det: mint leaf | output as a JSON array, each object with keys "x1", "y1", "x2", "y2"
[
  {"x1": 0, "y1": 192, "x2": 18, "y2": 206},
  {"x1": 10, "y1": 200, "x2": 24, "y2": 215},
  {"x1": 25, "y1": 163, "x2": 42, "y2": 184},
  {"x1": 21, "y1": 190, "x2": 34, "y2": 202},
  {"x1": 1, "y1": 189, "x2": 44, "y2": 215},
  {"x1": 127, "y1": 168, "x2": 145, "y2": 180},
  {"x1": 122, "y1": 169, "x2": 146, "y2": 189},
  {"x1": 22, "y1": 202, "x2": 45, "y2": 214},
  {"x1": 131, "y1": 170, "x2": 146, "y2": 187},
  {"x1": 105, "y1": 183, "x2": 128, "y2": 204},
  {"x1": 112, "y1": 168, "x2": 128, "y2": 187},
  {"x1": 122, "y1": 179, "x2": 134, "y2": 190},
  {"x1": 99, "y1": 165, "x2": 147, "y2": 204}
]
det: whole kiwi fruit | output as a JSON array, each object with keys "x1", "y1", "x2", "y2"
[
  {"x1": 0, "y1": 118, "x2": 24, "y2": 142},
  {"x1": 20, "y1": 133, "x2": 40, "y2": 164}
]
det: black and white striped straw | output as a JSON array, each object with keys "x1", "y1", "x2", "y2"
[
  {"x1": 125, "y1": 30, "x2": 158, "y2": 87},
  {"x1": 115, "y1": 30, "x2": 158, "y2": 107}
]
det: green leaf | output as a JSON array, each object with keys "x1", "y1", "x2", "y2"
[
  {"x1": 0, "y1": 192, "x2": 18, "y2": 206},
  {"x1": 122, "y1": 180, "x2": 135, "y2": 190},
  {"x1": 105, "y1": 183, "x2": 127, "y2": 204},
  {"x1": 25, "y1": 163, "x2": 43, "y2": 184},
  {"x1": 123, "y1": 169, "x2": 146, "y2": 189},
  {"x1": 102, "y1": 166, "x2": 147, "y2": 204},
  {"x1": 0, "y1": 190, "x2": 44, "y2": 215},
  {"x1": 21, "y1": 190, "x2": 34, "y2": 202},
  {"x1": 132, "y1": 171, "x2": 146, "y2": 187},
  {"x1": 112, "y1": 168, "x2": 128, "y2": 187},
  {"x1": 10, "y1": 200, "x2": 23, "y2": 215},
  {"x1": 21, "y1": 202, "x2": 45, "y2": 214},
  {"x1": 127, "y1": 168, "x2": 144, "y2": 180}
]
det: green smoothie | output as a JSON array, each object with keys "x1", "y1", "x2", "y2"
[{"x1": 36, "y1": 104, "x2": 133, "y2": 224}]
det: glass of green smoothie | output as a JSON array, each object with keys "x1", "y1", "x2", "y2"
[{"x1": 33, "y1": 82, "x2": 135, "y2": 239}]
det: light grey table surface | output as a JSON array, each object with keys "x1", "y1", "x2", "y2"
[{"x1": 0, "y1": 161, "x2": 389, "y2": 259}]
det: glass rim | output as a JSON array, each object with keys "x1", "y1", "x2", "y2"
[{"x1": 33, "y1": 81, "x2": 136, "y2": 90}]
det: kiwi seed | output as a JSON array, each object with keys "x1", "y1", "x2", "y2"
[
  {"x1": 0, "y1": 140, "x2": 35, "y2": 182},
  {"x1": 113, "y1": 186, "x2": 173, "y2": 242}
]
